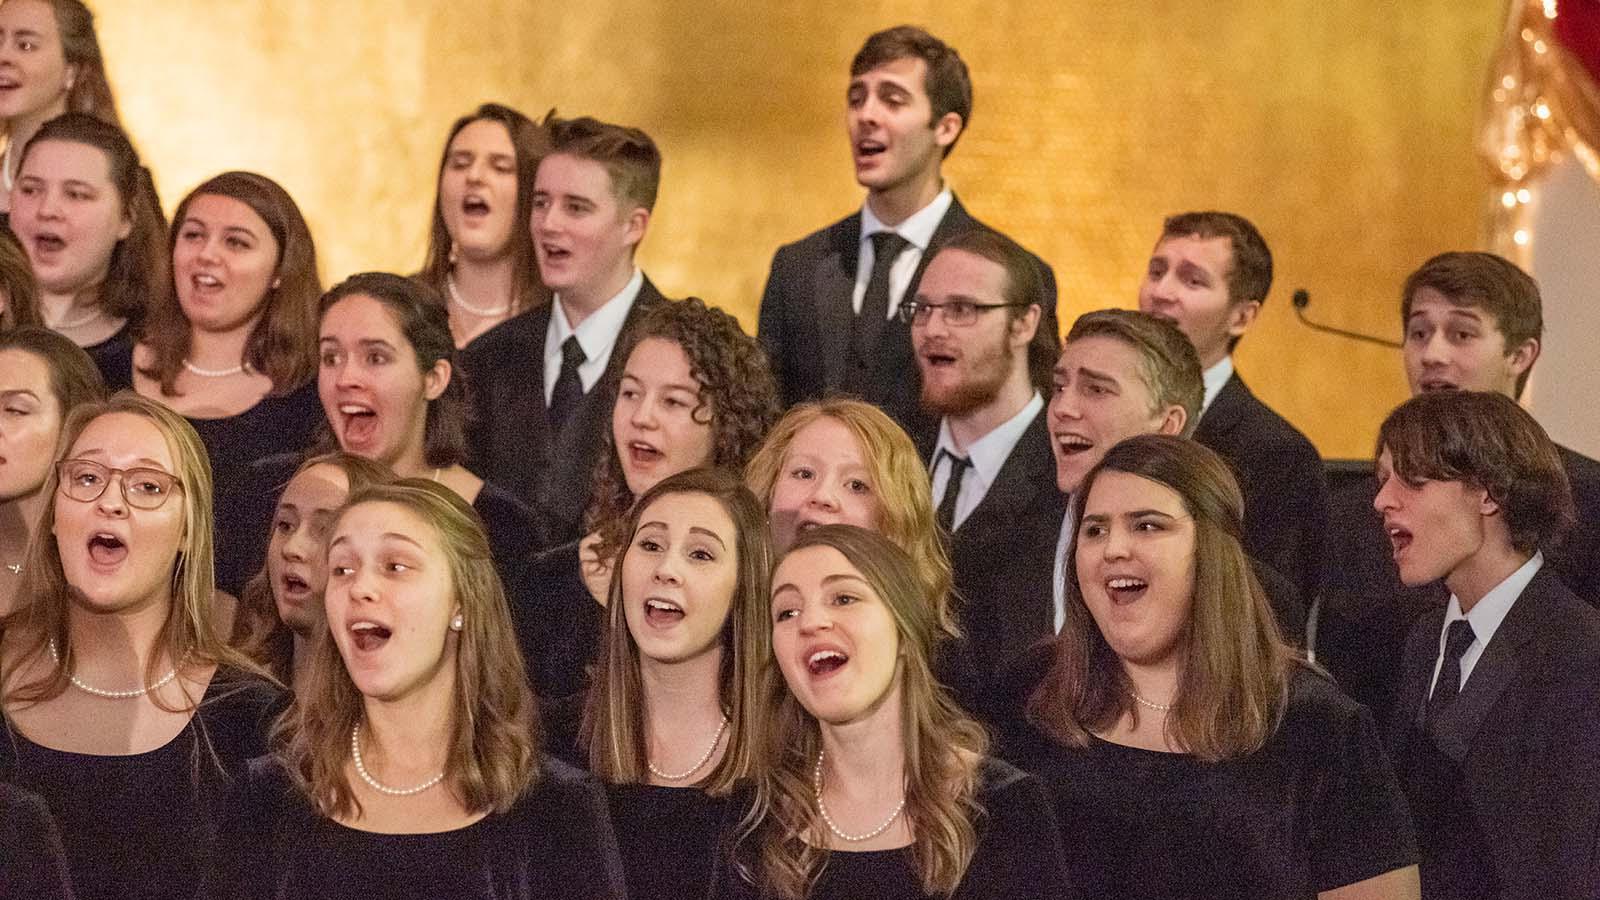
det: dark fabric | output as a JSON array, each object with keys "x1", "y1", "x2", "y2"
[
  {"x1": 204, "y1": 755, "x2": 628, "y2": 900},
  {"x1": 847, "y1": 231, "x2": 910, "y2": 389},
  {"x1": 1193, "y1": 372, "x2": 1324, "y2": 637},
  {"x1": 84, "y1": 325, "x2": 134, "y2": 392},
  {"x1": 0, "y1": 670, "x2": 284, "y2": 900},
  {"x1": 1002, "y1": 668, "x2": 1419, "y2": 899},
  {"x1": 710, "y1": 757, "x2": 1077, "y2": 900},
  {"x1": 471, "y1": 480, "x2": 538, "y2": 589},
  {"x1": 609, "y1": 784, "x2": 731, "y2": 900},
  {"x1": 539, "y1": 691, "x2": 586, "y2": 770},
  {"x1": 461, "y1": 278, "x2": 665, "y2": 550},
  {"x1": 1425, "y1": 619, "x2": 1475, "y2": 730},
  {"x1": 1387, "y1": 569, "x2": 1600, "y2": 900},
  {"x1": 1553, "y1": 444, "x2": 1600, "y2": 606},
  {"x1": 507, "y1": 539, "x2": 604, "y2": 701},
  {"x1": 757, "y1": 196, "x2": 1058, "y2": 435},
  {"x1": 0, "y1": 783, "x2": 74, "y2": 900},
  {"x1": 934, "y1": 449, "x2": 970, "y2": 535},
  {"x1": 547, "y1": 334, "x2": 587, "y2": 433}
]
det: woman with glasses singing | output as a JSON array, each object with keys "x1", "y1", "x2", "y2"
[{"x1": 0, "y1": 394, "x2": 282, "y2": 900}]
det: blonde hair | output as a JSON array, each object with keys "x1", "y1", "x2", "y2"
[
  {"x1": 743, "y1": 399, "x2": 956, "y2": 639},
  {"x1": 1, "y1": 393, "x2": 253, "y2": 711},
  {"x1": 735, "y1": 525, "x2": 986, "y2": 899},
  {"x1": 581, "y1": 467, "x2": 772, "y2": 794},
  {"x1": 273, "y1": 479, "x2": 538, "y2": 819}
]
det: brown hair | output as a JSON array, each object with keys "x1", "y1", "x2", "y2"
[
  {"x1": 581, "y1": 467, "x2": 773, "y2": 794},
  {"x1": 934, "y1": 228, "x2": 1058, "y2": 391},
  {"x1": 544, "y1": 116, "x2": 661, "y2": 212},
  {"x1": 20, "y1": 113, "x2": 167, "y2": 325},
  {"x1": 0, "y1": 325, "x2": 104, "y2": 413},
  {"x1": 1159, "y1": 212, "x2": 1272, "y2": 354},
  {"x1": 736, "y1": 525, "x2": 986, "y2": 899},
  {"x1": 417, "y1": 103, "x2": 553, "y2": 318},
  {"x1": 0, "y1": 229, "x2": 40, "y2": 330},
  {"x1": 275, "y1": 479, "x2": 540, "y2": 819},
  {"x1": 0, "y1": 0, "x2": 120, "y2": 138},
  {"x1": 1377, "y1": 390, "x2": 1572, "y2": 556},
  {"x1": 317, "y1": 272, "x2": 467, "y2": 469},
  {"x1": 851, "y1": 25, "x2": 973, "y2": 157},
  {"x1": 231, "y1": 452, "x2": 395, "y2": 685},
  {"x1": 1027, "y1": 434, "x2": 1294, "y2": 762},
  {"x1": 1401, "y1": 251, "x2": 1542, "y2": 397},
  {"x1": 586, "y1": 297, "x2": 780, "y2": 560},
  {"x1": 138, "y1": 171, "x2": 321, "y2": 395},
  {"x1": 1065, "y1": 309, "x2": 1202, "y2": 435}
]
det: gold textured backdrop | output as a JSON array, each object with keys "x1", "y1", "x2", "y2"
[{"x1": 94, "y1": 1, "x2": 1502, "y2": 458}]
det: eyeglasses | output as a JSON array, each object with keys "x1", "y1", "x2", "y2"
[
  {"x1": 56, "y1": 459, "x2": 183, "y2": 510},
  {"x1": 898, "y1": 299, "x2": 1028, "y2": 326}
]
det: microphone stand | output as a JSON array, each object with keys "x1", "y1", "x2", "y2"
[{"x1": 1291, "y1": 289, "x2": 1403, "y2": 349}]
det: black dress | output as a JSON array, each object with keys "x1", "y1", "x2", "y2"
[
  {"x1": 0, "y1": 782, "x2": 73, "y2": 900},
  {"x1": 0, "y1": 670, "x2": 284, "y2": 900},
  {"x1": 507, "y1": 539, "x2": 605, "y2": 701},
  {"x1": 206, "y1": 755, "x2": 629, "y2": 900},
  {"x1": 709, "y1": 757, "x2": 1077, "y2": 900},
  {"x1": 1002, "y1": 668, "x2": 1419, "y2": 899},
  {"x1": 472, "y1": 480, "x2": 539, "y2": 589},
  {"x1": 85, "y1": 324, "x2": 135, "y2": 392}
]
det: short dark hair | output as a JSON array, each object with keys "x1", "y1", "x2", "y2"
[
  {"x1": 935, "y1": 228, "x2": 1057, "y2": 391},
  {"x1": 1401, "y1": 251, "x2": 1542, "y2": 397},
  {"x1": 851, "y1": 26, "x2": 972, "y2": 157},
  {"x1": 1160, "y1": 212, "x2": 1271, "y2": 354},
  {"x1": 545, "y1": 116, "x2": 661, "y2": 212},
  {"x1": 1377, "y1": 390, "x2": 1573, "y2": 556},
  {"x1": 318, "y1": 273, "x2": 467, "y2": 469},
  {"x1": 1065, "y1": 310, "x2": 1202, "y2": 434}
]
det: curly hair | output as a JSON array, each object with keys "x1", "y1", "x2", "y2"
[{"x1": 584, "y1": 297, "x2": 779, "y2": 559}]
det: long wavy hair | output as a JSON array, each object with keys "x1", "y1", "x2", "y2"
[
  {"x1": 580, "y1": 467, "x2": 772, "y2": 794},
  {"x1": 138, "y1": 171, "x2": 322, "y2": 396},
  {"x1": 230, "y1": 452, "x2": 394, "y2": 685},
  {"x1": 0, "y1": 0, "x2": 121, "y2": 139},
  {"x1": 0, "y1": 229, "x2": 40, "y2": 330},
  {"x1": 744, "y1": 398, "x2": 957, "y2": 640},
  {"x1": 585, "y1": 297, "x2": 779, "y2": 560},
  {"x1": 416, "y1": 103, "x2": 552, "y2": 318},
  {"x1": 274, "y1": 479, "x2": 539, "y2": 819},
  {"x1": 735, "y1": 525, "x2": 986, "y2": 899},
  {"x1": 0, "y1": 393, "x2": 258, "y2": 712},
  {"x1": 1026, "y1": 434, "x2": 1294, "y2": 761}
]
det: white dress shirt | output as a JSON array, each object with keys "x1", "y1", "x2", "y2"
[
  {"x1": 930, "y1": 394, "x2": 1045, "y2": 532},
  {"x1": 852, "y1": 187, "x2": 954, "y2": 319},
  {"x1": 544, "y1": 269, "x2": 644, "y2": 402},
  {"x1": 1429, "y1": 552, "x2": 1544, "y2": 695},
  {"x1": 1052, "y1": 503, "x2": 1077, "y2": 635},
  {"x1": 1198, "y1": 355, "x2": 1235, "y2": 421}
]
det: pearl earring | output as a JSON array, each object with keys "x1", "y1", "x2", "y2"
[{"x1": 450, "y1": 614, "x2": 464, "y2": 632}]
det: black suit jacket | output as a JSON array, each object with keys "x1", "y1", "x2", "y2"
[
  {"x1": 921, "y1": 406, "x2": 1065, "y2": 719},
  {"x1": 1555, "y1": 445, "x2": 1600, "y2": 605},
  {"x1": 461, "y1": 277, "x2": 666, "y2": 550},
  {"x1": 757, "y1": 196, "x2": 1057, "y2": 433},
  {"x1": 1193, "y1": 372, "x2": 1326, "y2": 628},
  {"x1": 1387, "y1": 569, "x2": 1600, "y2": 899}
]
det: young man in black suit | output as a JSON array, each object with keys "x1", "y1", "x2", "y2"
[
  {"x1": 462, "y1": 116, "x2": 666, "y2": 548},
  {"x1": 757, "y1": 25, "x2": 1057, "y2": 435},
  {"x1": 1378, "y1": 390, "x2": 1600, "y2": 899},
  {"x1": 908, "y1": 228, "x2": 1061, "y2": 710},
  {"x1": 1137, "y1": 211, "x2": 1327, "y2": 616}
]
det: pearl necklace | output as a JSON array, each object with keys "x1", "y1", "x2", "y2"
[
  {"x1": 1131, "y1": 691, "x2": 1173, "y2": 713},
  {"x1": 45, "y1": 304, "x2": 105, "y2": 332},
  {"x1": 647, "y1": 716, "x2": 728, "y2": 781},
  {"x1": 182, "y1": 359, "x2": 246, "y2": 378},
  {"x1": 47, "y1": 640, "x2": 179, "y2": 699},
  {"x1": 350, "y1": 723, "x2": 446, "y2": 796},
  {"x1": 445, "y1": 273, "x2": 511, "y2": 317},
  {"x1": 812, "y1": 749, "x2": 905, "y2": 843}
]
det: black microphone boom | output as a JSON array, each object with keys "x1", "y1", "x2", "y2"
[{"x1": 1291, "y1": 289, "x2": 1403, "y2": 349}]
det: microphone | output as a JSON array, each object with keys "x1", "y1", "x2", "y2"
[{"x1": 1291, "y1": 289, "x2": 1403, "y2": 349}]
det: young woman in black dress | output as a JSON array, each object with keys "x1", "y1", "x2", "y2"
[
  {"x1": 316, "y1": 272, "x2": 534, "y2": 587},
  {"x1": 713, "y1": 524, "x2": 1074, "y2": 900},
  {"x1": 208, "y1": 479, "x2": 627, "y2": 900},
  {"x1": 125, "y1": 171, "x2": 324, "y2": 593},
  {"x1": 1008, "y1": 434, "x2": 1420, "y2": 899},
  {"x1": 230, "y1": 451, "x2": 391, "y2": 689},
  {"x1": 7, "y1": 113, "x2": 164, "y2": 387},
  {"x1": 415, "y1": 102, "x2": 550, "y2": 350},
  {"x1": 0, "y1": 393, "x2": 282, "y2": 900},
  {"x1": 514, "y1": 296, "x2": 778, "y2": 699},
  {"x1": 568, "y1": 467, "x2": 772, "y2": 900},
  {"x1": 0, "y1": 326, "x2": 103, "y2": 614}
]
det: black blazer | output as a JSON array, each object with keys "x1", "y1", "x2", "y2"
[
  {"x1": 757, "y1": 195, "x2": 1057, "y2": 432},
  {"x1": 921, "y1": 407, "x2": 1065, "y2": 718},
  {"x1": 1193, "y1": 372, "x2": 1326, "y2": 629},
  {"x1": 1554, "y1": 444, "x2": 1600, "y2": 606},
  {"x1": 1387, "y1": 569, "x2": 1600, "y2": 899},
  {"x1": 461, "y1": 277, "x2": 666, "y2": 550}
]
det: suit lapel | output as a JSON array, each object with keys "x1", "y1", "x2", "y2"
[
  {"x1": 1194, "y1": 373, "x2": 1248, "y2": 441},
  {"x1": 815, "y1": 217, "x2": 861, "y2": 392},
  {"x1": 954, "y1": 405, "x2": 1051, "y2": 551}
]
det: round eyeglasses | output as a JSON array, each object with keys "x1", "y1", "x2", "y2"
[{"x1": 56, "y1": 459, "x2": 183, "y2": 510}]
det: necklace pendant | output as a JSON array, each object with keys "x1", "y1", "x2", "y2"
[{"x1": 5, "y1": 563, "x2": 20, "y2": 575}]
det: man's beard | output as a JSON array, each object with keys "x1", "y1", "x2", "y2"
[{"x1": 921, "y1": 339, "x2": 1013, "y2": 417}]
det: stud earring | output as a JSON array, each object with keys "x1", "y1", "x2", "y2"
[{"x1": 450, "y1": 614, "x2": 464, "y2": 632}]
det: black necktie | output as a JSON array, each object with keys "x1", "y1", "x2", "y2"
[
  {"x1": 548, "y1": 335, "x2": 586, "y2": 432},
  {"x1": 1426, "y1": 619, "x2": 1476, "y2": 729},
  {"x1": 935, "y1": 450, "x2": 971, "y2": 534},
  {"x1": 850, "y1": 232, "x2": 911, "y2": 372}
]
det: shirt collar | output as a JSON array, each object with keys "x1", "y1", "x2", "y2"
[
  {"x1": 860, "y1": 186, "x2": 954, "y2": 252},
  {"x1": 1443, "y1": 551, "x2": 1544, "y2": 649},
  {"x1": 933, "y1": 393, "x2": 1044, "y2": 487},
  {"x1": 1200, "y1": 355, "x2": 1235, "y2": 417},
  {"x1": 551, "y1": 268, "x2": 644, "y2": 359}
]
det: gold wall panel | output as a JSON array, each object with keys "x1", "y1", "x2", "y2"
[{"x1": 93, "y1": 1, "x2": 1501, "y2": 458}]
